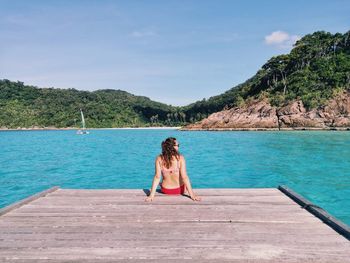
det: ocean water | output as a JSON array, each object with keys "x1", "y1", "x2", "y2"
[{"x1": 0, "y1": 129, "x2": 349, "y2": 225}]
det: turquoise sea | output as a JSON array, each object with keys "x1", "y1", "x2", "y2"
[{"x1": 0, "y1": 129, "x2": 349, "y2": 225}]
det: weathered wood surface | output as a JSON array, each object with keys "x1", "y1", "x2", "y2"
[
  {"x1": 279, "y1": 185, "x2": 350, "y2": 239},
  {"x1": 0, "y1": 187, "x2": 59, "y2": 216},
  {"x1": 0, "y1": 188, "x2": 349, "y2": 262}
]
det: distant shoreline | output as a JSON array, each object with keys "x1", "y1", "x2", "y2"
[
  {"x1": 1, "y1": 126, "x2": 350, "y2": 132},
  {"x1": 0, "y1": 127, "x2": 181, "y2": 131}
]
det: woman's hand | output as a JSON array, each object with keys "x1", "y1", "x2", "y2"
[
  {"x1": 145, "y1": 196, "x2": 154, "y2": 202},
  {"x1": 190, "y1": 195, "x2": 201, "y2": 201}
]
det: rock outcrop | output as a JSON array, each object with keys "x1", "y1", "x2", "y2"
[{"x1": 183, "y1": 91, "x2": 350, "y2": 130}]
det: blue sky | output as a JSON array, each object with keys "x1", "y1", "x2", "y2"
[{"x1": 0, "y1": 0, "x2": 349, "y2": 106}]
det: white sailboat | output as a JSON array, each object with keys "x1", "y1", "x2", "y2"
[{"x1": 76, "y1": 109, "x2": 89, "y2": 135}]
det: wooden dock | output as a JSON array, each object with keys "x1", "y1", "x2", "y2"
[{"x1": 0, "y1": 187, "x2": 349, "y2": 262}]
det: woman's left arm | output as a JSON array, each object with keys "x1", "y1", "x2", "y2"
[
  {"x1": 145, "y1": 157, "x2": 162, "y2": 202},
  {"x1": 180, "y1": 156, "x2": 201, "y2": 201}
]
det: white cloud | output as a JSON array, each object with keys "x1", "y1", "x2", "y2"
[{"x1": 264, "y1": 31, "x2": 301, "y2": 49}]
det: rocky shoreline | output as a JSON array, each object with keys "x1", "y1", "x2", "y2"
[
  {"x1": 182, "y1": 90, "x2": 350, "y2": 131},
  {"x1": 182, "y1": 127, "x2": 350, "y2": 131}
]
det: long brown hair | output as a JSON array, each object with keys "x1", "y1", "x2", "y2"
[{"x1": 161, "y1": 137, "x2": 180, "y2": 168}]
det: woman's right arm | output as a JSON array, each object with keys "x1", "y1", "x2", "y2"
[
  {"x1": 145, "y1": 157, "x2": 162, "y2": 202},
  {"x1": 180, "y1": 155, "x2": 201, "y2": 201}
]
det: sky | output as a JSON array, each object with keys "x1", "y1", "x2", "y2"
[{"x1": 0, "y1": 0, "x2": 349, "y2": 106}]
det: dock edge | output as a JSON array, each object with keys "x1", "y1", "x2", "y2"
[
  {"x1": 278, "y1": 185, "x2": 350, "y2": 241},
  {"x1": 0, "y1": 186, "x2": 59, "y2": 216}
]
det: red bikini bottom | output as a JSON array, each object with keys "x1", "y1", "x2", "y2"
[{"x1": 161, "y1": 184, "x2": 185, "y2": 195}]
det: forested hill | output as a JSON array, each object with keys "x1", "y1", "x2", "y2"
[
  {"x1": 182, "y1": 30, "x2": 350, "y2": 117},
  {"x1": 0, "y1": 80, "x2": 181, "y2": 128},
  {"x1": 1, "y1": 30, "x2": 349, "y2": 128}
]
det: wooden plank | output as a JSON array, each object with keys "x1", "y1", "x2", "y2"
[
  {"x1": 9, "y1": 202, "x2": 308, "y2": 212},
  {"x1": 279, "y1": 185, "x2": 350, "y2": 240},
  {"x1": 50, "y1": 188, "x2": 281, "y2": 196},
  {"x1": 0, "y1": 221, "x2": 339, "y2": 234},
  {"x1": 0, "y1": 216, "x2": 319, "y2": 225},
  {"x1": 0, "y1": 219, "x2": 339, "y2": 236},
  {"x1": 11, "y1": 202, "x2": 302, "y2": 209},
  {"x1": 0, "y1": 223, "x2": 344, "y2": 242},
  {"x1": 0, "y1": 260, "x2": 301, "y2": 263},
  {"x1": 0, "y1": 187, "x2": 59, "y2": 216},
  {"x1": 27, "y1": 195, "x2": 296, "y2": 206},
  {"x1": 4, "y1": 209, "x2": 306, "y2": 218},
  {"x1": 0, "y1": 238, "x2": 348, "y2": 249},
  {"x1": 0, "y1": 260, "x2": 295, "y2": 263},
  {"x1": 0, "y1": 204, "x2": 318, "y2": 222},
  {"x1": 0, "y1": 246, "x2": 349, "y2": 261}
]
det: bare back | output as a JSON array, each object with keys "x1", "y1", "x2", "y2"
[{"x1": 158, "y1": 155, "x2": 184, "y2": 189}]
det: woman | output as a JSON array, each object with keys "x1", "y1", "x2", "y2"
[{"x1": 145, "y1": 137, "x2": 201, "y2": 202}]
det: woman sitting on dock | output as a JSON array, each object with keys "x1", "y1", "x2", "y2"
[{"x1": 145, "y1": 137, "x2": 201, "y2": 202}]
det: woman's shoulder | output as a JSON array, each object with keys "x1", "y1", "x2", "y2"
[{"x1": 178, "y1": 154, "x2": 185, "y2": 161}]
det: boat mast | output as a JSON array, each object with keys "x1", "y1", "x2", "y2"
[{"x1": 80, "y1": 109, "x2": 86, "y2": 129}]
